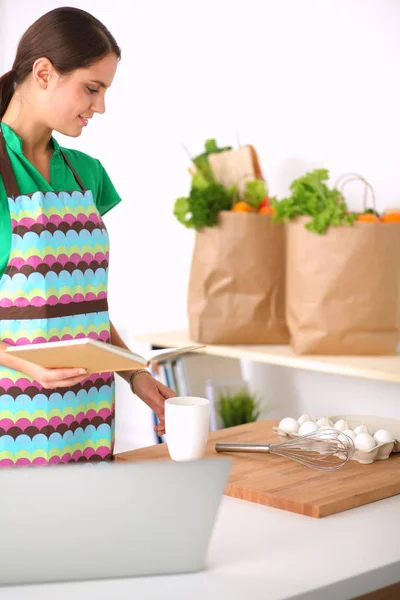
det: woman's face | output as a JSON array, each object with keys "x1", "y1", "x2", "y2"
[{"x1": 36, "y1": 52, "x2": 118, "y2": 137}]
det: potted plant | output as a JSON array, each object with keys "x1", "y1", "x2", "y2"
[{"x1": 216, "y1": 386, "x2": 262, "y2": 429}]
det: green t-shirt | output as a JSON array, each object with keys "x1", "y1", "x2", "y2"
[{"x1": 0, "y1": 122, "x2": 122, "y2": 278}]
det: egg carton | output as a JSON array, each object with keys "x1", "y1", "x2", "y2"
[{"x1": 273, "y1": 414, "x2": 400, "y2": 465}]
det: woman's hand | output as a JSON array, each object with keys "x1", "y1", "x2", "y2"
[
  {"x1": 0, "y1": 343, "x2": 88, "y2": 389},
  {"x1": 21, "y1": 363, "x2": 88, "y2": 389},
  {"x1": 131, "y1": 372, "x2": 176, "y2": 436}
]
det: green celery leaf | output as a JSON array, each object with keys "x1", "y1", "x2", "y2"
[
  {"x1": 192, "y1": 170, "x2": 209, "y2": 189},
  {"x1": 204, "y1": 139, "x2": 219, "y2": 153}
]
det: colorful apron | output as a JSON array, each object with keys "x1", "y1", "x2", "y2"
[{"x1": 0, "y1": 127, "x2": 115, "y2": 466}]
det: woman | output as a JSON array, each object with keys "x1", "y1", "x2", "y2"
[{"x1": 0, "y1": 7, "x2": 174, "y2": 466}]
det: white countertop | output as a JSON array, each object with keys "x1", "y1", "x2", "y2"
[{"x1": 2, "y1": 494, "x2": 400, "y2": 600}]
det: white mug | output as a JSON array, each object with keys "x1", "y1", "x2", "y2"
[{"x1": 165, "y1": 396, "x2": 210, "y2": 461}]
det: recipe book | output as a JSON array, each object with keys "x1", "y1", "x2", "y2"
[{"x1": 5, "y1": 338, "x2": 205, "y2": 375}]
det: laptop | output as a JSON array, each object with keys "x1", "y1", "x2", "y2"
[{"x1": 0, "y1": 457, "x2": 231, "y2": 586}]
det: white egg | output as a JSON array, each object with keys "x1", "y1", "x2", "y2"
[
  {"x1": 297, "y1": 413, "x2": 315, "y2": 425},
  {"x1": 354, "y1": 433, "x2": 376, "y2": 451},
  {"x1": 278, "y1": 417, "x2": 298, "y2": 434},
  {"x1": 318, "y1": 426, "x2": 339, "y2": 440},
  {"x1": 338, "y1": 430, "x2": 356, "y2": 445},
  {"x1": 354, "y1": 424, "x2": 369, "y2": 436},
  {"x1": 342, "y1": 429, "x2": 356, "y2": 441},
  {"x1": 298, "y1": 421, "x2": 319, "y2": 435},
  {"x1": 334, "y1": 420, "x2": 349, "y2": 432},
  {"x1": 316, "y1": 417, "x2": 333, "y2": 427},
  {"x1": 373, "y1": 429, "x2": 395, "y2": 445}
]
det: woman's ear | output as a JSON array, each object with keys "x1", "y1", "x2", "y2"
[{"x1": 32, "y1": 57, "x2": 55, "y2": 90}]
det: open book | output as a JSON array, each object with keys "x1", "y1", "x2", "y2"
[{"x1": 5, "y1": 338, "x2": 205, "y2": 375}]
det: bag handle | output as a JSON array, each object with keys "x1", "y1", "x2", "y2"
[{"x1": 334, "y1": 172, "x2": 376, "y2": 212}]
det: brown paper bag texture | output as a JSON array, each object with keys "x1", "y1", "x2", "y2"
[
  {"x1": 286, "y1": 216, "x2": 400, "y2": 355},
  {"x1": 188, "y1": 211, "x2": 289, "y2": 344}
]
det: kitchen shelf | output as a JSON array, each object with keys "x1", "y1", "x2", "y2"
[{"x1": 134, "y1": 329, "x2": 400, "y2": 384}]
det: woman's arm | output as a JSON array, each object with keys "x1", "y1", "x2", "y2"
[
  {"x1": 0, "y1": 340, "x2": 36, "y2": 373},
  {"x1": 109, "y1": 321, "x2": 149, "y2": 385},
  {"x1": 0, "y1": 340, "x2": 87, "y2": 388},
  {"x1": 109, "y1": 321, "x2": 176, "y2": 436}
]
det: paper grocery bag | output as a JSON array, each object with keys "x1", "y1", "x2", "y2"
[
  {"x1": 188, "y1": 211, "x2": 289, "y2": 344},
  {"x1": 286, "y1": 217, "x2": 400, "y2": 355}
]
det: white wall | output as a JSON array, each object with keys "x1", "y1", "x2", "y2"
[{"x1": 2, "y1": 0, "x2": 400, "y2": 449}]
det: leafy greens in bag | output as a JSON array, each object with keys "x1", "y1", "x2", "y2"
[
  {"x1": 272, "y1": 169, "x2": 356, "y2": 234},
  {"x1": 174, "y1": 169, "x2": 235, "y2": 230}
]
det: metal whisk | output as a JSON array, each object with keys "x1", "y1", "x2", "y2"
[{"x1": 215, "y1": 428, "x2": 355, "y2": 471}]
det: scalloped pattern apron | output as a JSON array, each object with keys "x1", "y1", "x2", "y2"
[{"x1": 0, "y1": 126, "x2": 114, "y2": 466}]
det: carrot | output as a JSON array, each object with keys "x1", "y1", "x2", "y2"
[
  {"x1": 232, "y1": 202, "x2": 256, "y2": 213},
  {"x1": 258, "y1": 206, "x2": 275, "y2": 215},
  {"x1": 382, "y1": 212, "x2": 400, "y2": 223},
  {"x1": 356, "y1": 213, "x2": 381, "y2": 223}
]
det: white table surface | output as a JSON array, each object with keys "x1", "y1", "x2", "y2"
[{"x1": 2, "y1": 494, "x2": 400, "y2": 600}]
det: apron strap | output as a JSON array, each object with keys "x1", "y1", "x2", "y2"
[
  {"x1": 0, "y1": 125, "x2": 87, "y2": 196},
  {"x1": 0, "y1": 125, "x2": 20, "y2": 197},
  {"x1": 60, "y1": 149, "x2": 87, "y2": 192}
]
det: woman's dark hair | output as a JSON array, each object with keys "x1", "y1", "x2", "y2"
[{"x1": 0, "y1": 7, "x2": 121, "y2": 118}]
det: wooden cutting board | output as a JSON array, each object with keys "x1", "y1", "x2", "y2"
[{"x1": 115, "y1": 420, "x2": 400, "y2": 518}]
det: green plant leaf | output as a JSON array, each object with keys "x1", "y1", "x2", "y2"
[
  {"x1": 192, "y1": 139, "x2": 232, "y2": 184},
  {"x1": 204, "y1": 139, "x2": 219, "y2": 153},
  {"x1": 243, "y1": 179, "x2": 267, "y2": 207},
  {"x1": 192, "y1": 170, "x2": 209, "y2": 189},
  {"x1": 216, "y1": 387, "x2": 263, "y2": 429},
  {"x1": 189, "y1": 183, "x2": 232, "y2": 230},
  {"x1": 173, "y1": 196, "x2": 193, "y2": 228},
  {"x1": 273, "y1": 169, "x2": 354, "y2": 234}
]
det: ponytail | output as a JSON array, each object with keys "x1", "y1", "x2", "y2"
[{"x1": 0, "y1": 70, "x2": 17, "y2": 119}]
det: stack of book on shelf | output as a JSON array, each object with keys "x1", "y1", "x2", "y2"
[{"x1": 150, "y1": 357, "x2": 190, "y2": 397}]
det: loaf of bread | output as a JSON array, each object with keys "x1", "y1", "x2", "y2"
[{"x1": 208, "y1": 144, "x2": 264, "y2": 192}]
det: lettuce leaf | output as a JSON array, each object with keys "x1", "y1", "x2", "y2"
[
  {"x1": 243, "y1": 180, "x2": 267, "y2": 207},
  {"x1": 272, "y1": 169, "x2": 357, "y2": 234}
]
